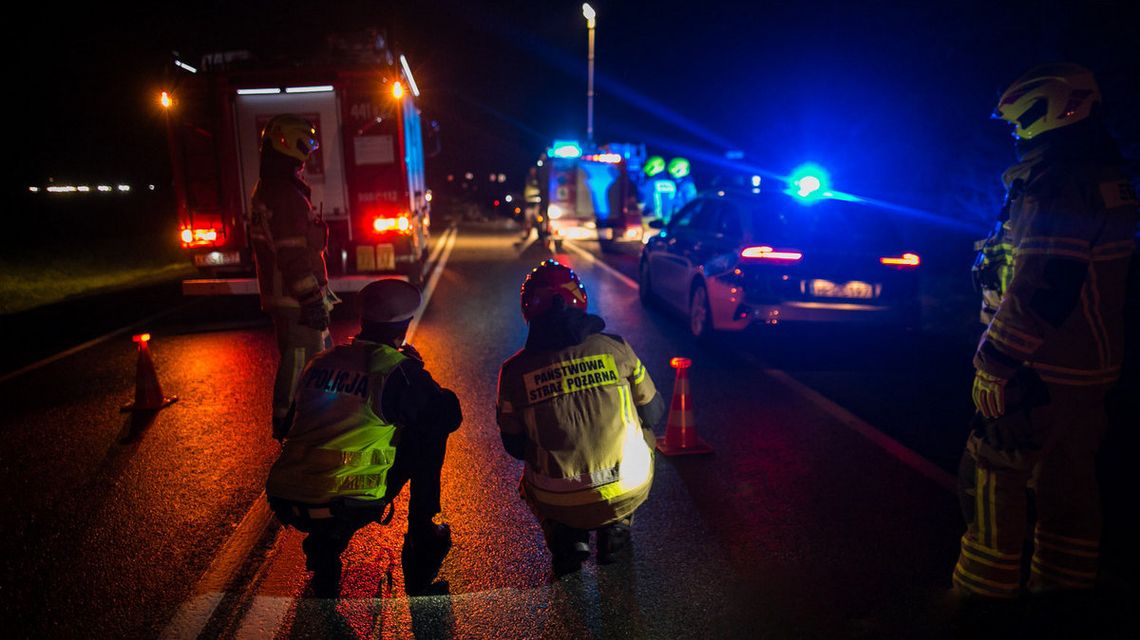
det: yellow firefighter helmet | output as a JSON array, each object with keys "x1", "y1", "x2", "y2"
[{"x1": 993, "y1": 63, "x2": 1101, "y2": 140}]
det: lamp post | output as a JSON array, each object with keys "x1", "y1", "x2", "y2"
[{"x1": 582, "y1": 3, "x2": 596, "y2": 144}]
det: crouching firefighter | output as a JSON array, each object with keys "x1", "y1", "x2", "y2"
[
  {"x1": 266, "y1": 279, "x2": 462, "y2": 596},
  {"x1": 496, "y1": 260, "x2": 666, "y2": 577},
  {"x1": 953, "y1": 63, "x2": 1138, "y2": 604}
]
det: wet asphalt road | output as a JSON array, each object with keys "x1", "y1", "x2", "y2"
[{"x1": 2, "y1": 220, "x2": 1137, "y2": 638}]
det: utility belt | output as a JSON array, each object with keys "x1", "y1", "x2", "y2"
[{"x1": 267, "y1": 495, "x2": 394, "y2": 527}]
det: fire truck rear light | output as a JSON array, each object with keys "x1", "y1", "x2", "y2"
[
  {"x1": 181, "y1": 227, "x2": 219, "y2": 247},
  {"x1": 741, "y1": 245, "x2": 803, "y2": 262},
  {"x1": 373, "y1": 215, "x2": 412, "y2": 234},
  {"x1": 880, "y1": 252, "x2": 920, "y2": 267}
]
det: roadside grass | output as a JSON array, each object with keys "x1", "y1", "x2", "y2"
[{"x1": 0, "y1": 257, "x2": 195, "y2": 315}]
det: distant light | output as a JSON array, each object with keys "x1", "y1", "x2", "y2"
[
  {"x1": 582, "y1": 3, "x2": 596, "y2": 27},
  {"x1": 174, "y1": 60, "x2": 198, "y2": 74},
  {"x1": 583, "y1": 152, "x2": 622, "y2": 164},
  {"x1": 498, "y1": 173, "x2": 507, "y2": 183},
  {"x1": 537, "y1": 159, "x2": 544, "y2": 167},
  {"x1": 399, "y1": 54, "x2": 421, "y2": 97},
  {"x1": 28, "y1": 186, "x2": 39, "y2": 193},
  {"x1": 160, "y1": 91, "x2": 173, "y2": 109},
  {"x1": 47, "y1": 186, "x2": 77, "y2": 193},
  {"x1": 505, "y1": 194, "x2": 513, "y2": 203},
  {"x1": 391, "y1": 81, "x2": 404, "y2": 99},
  {"x1": 148, "y1": 185, "x2": 156, "y2": 191},
  {"x1": 286, "y1": 85, "x2": 334, "y2": 94},
  {"x1": 751, "y1": 175, "x2": 762, "y2": 188},
  {"x1": 237, "y1": 88, "x2": 281, "y2": 95},
  {"x1": 464, "y1": 172, "x2": 474, "y2": 180},
  {"x1": 118, "y1": 184, "x2": 131, "y2": 192},
  {"x1": 97, "y1": 185, "x2": 112, "y2": 192},
  {"x1": 548, "y1": 204, "x2": 566, "y2": 219},
  {"x1": 425, "y1": 191, "x2": 433, "y2": 202},
  {"x1": 77, "y1": 186, "x2": 90, "y2": 193},
  {"x1": 550, "y1": 140, "x2": 582, "y2": 158}
]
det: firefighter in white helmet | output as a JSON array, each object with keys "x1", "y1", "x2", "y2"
[
  {"x1": 249, "y1": 114, "x2": 337, "y2": 438},
  {"x1": 497, "y1": 260, "x2": 666, "y2": 576},
  {"x1": 266, "y1": 279, "x2": 461, "y2": 596},
  {"x1": 953, "y1": 63, "x2": 1138, "y2": 619}
]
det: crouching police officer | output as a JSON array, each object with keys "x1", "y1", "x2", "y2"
[
  {"x1": 266, "y1": 279, "x2": 462, "y2": 596},
  {"x1": 497, "y1": 260, "x2": 666, "y2": 576}
]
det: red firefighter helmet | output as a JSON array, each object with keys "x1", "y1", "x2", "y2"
[{"x1": 520, "y1": 259, "x2": 588, "y2": 321}]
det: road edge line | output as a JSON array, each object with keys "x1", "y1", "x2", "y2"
[
  {"x1": 160, "y1": 494, "x2": 275, "y2": 639},
  {"x1": 407, "y1": 225, "x2": 458, "y2": 342},
  {"x1": 763, "y1": 368, "x2": 957, "y2": 493},
  {"x1": 0, "y1": 299, "x2": 200, "y2": 385},
  {"x1": 563, "y1": 240, "x2": 639, "y2": 289}
]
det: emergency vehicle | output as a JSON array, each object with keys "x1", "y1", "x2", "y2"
[
  {"x1": 540, "y1": 140, "x2": 648, "y2": 252},
  {"x1": 162, "y1": 38, "x2": 436, "y2": 294}
]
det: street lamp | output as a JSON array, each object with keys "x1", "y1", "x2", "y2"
[{"x1": 582, "y1": 3, "x2": 596, "y2": 144}]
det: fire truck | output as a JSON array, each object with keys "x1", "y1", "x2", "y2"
[
  {"x1": 540, "y1": 140, "x2": 648, "y2": 253},
  {"x1": 162, "y1": 36, "x2": 437, "y2": 294}
]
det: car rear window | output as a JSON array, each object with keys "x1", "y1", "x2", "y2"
[{"x1": 742, "y1": 195, "x2": 903, "y2": 251}]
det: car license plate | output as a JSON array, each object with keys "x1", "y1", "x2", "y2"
[{"x1": 809, "y1": 279, "x2": 876, "y2": 299}]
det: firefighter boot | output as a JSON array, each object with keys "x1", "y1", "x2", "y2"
[
  {"x1": 402, "y1": 521, "x2": 452, "y2": 594},
  {"x1": 596, "y1": 518, "x2": 632, "y2": 564},
  {"x1": 547, "y1": 522, "x2": 590, "y2": 578},
  {"x1": 302, "y1": 536, "x2": 344, "y2": 598}
]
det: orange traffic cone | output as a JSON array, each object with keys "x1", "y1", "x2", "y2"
[
  {"x1": 655, "y1": 357, "x2": 713, "y2": 456},
  {"x1": 121, "y1": 333, "x2": 178, "y2": 412}
]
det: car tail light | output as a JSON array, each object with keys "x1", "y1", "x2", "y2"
[
  {"x1": 880, "y1": 252, "x2": 921, "y2": 268},
  {"x1": 741, "y1": 245, "x2": 803, "y2": 262},
  {"x1": 180, "y1": 227, "x2": 219, "y2": 247},
  {"x1": 372, "y1": 214, "x2": 413, "y2": 235}
]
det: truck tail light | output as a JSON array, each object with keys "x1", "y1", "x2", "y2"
[
  {"x1": 180, "y1": 227, "x2": 219, "y2": 247},
  {"x1": 741, "y1": 245, "x2": 803, "y2": 262},
  {"x1": 372, "y1": 214, "x2": 412, "y2": 235},
  {"x1": 880, "y1": 252, "x2": 920, "y2": 268}
]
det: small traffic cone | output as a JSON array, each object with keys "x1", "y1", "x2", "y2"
[
  {"x1": 655, "y1": 357, "x2": 713, "y2": 456},
  {"x1": 121, "y1": 333, "x2": 177, "y2": 412}
]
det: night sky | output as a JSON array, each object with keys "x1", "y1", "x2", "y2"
[{"x1": 16, "y1": 0, "x2": 1140, "y2": 229}]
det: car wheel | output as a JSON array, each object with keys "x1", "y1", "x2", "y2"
[
  {"x1": 689, "y1": 281, "x2": 714, "y2": 339},
  {"x1": 638, "y1": 259, "x2": 655, "y2": 306}
]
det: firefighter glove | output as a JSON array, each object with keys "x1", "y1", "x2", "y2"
[
  {"x1": 299, "y1": 297, "x2": 330, "y2": 331},
  {"x1": 972, "y1": 369, "x2": 1008, "y2": 419}
]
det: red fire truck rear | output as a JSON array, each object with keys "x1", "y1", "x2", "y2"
[{"x1": 162, "y1": 39, "x2": 436, "y2": 294}]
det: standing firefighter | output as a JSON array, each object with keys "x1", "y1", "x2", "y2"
[
  {"x1": 496, "y1": 260, "x2": 666, "y2": 576},
  {"x1": 250, "y1": 114, "x2": 337, "y2": 437},
  {"x1": 266, "y1": 279, "x2": 461, "y2": 596},
  {"x1": 955, "y1": 63, "x2": 1138, "y2": 609}
]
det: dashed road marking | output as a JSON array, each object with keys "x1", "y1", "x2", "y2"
[{"x1": 563, "y1": 240, "x2": 639, "y2": 289}]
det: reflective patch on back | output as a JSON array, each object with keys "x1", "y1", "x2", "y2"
[
  {"x1": 1100, "y1": 179, "x2": 1139, "y2": 209},
  {"x1": 524, "y1": 354, "x2": 620, "y2": 404}
]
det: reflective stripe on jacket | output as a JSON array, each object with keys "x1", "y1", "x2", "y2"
[
  {"x1": 497, "y1": 333, "x2": 658, "y2": 529},
  {"x1": 266, "y1": 341, "x2": 406, "y2": 504},
  {"x1": 249, "y1": 175, "x2": 329, "y2": 310},
  {"x1": 975, "y1": 152, "x2": 1139, "y2": 386}
]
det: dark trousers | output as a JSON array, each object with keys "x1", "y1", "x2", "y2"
[{"x1": 385, "y1": 426, "x2": 450, "y2": 529}]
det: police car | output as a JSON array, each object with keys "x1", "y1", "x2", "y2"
[{"x1": 637, "y1": 176, "x2": 921, "y2": 338}]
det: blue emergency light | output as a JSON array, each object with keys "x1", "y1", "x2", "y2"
[{"x1": 786, "y1": 163, "x2": 832, "y2": 204}]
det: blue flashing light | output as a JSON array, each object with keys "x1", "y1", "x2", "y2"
[
  {"x1": 786, "y1": 163, "x2": 832, "y2": 205},
  {"x1": 550, "y1": 140, "x2": 582, "y2": 159}
]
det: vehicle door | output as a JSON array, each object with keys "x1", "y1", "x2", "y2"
[{"x1": 649, "y1": 198, "x2": 703, "y2": 308}]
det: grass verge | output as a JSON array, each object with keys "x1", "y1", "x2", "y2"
[{"x1": 0, "y1": 259, "x2": 195, "y2": 315}]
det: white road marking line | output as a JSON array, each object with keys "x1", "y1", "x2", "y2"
[
  {"x1": 763, "y1": 369, "x2": 957, "y2": 493},
  {"x1": 568, "y1": 238, "x2": 956, "y2": 494},
  {"x1": 160, "y1": 498, "x2": 275, "y2": 639},
  {"x1": 563, "y1": 240, "x2": 639, "y2": 289},
  {"x1": 407, "y1": 225, "x2": 458, "y2": 342},
  {"x1": 0, "y1": 300, "x2": 200, "y2": 385},
  {"x1": 234, "y1": 596, "x2": 294, "y2": 640}
]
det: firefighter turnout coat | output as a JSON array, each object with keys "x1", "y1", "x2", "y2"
[
  {"x1": 497, "y1": 332, "x2": 659, "y2": 531},
  {"x1": 973, "y1": 146, "x2": 1137, "y2": 387},
  {"x1": 249, "y1": 168, "x2": 330, "y2": 311}
]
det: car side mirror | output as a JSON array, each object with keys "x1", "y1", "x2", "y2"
[{"x1": 648, "y1": 218, "x2": 665, "y2": 230}]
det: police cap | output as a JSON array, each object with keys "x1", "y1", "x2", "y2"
[{"x1": 359, "y1": 279, "x2": 422, "y2": 324}]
